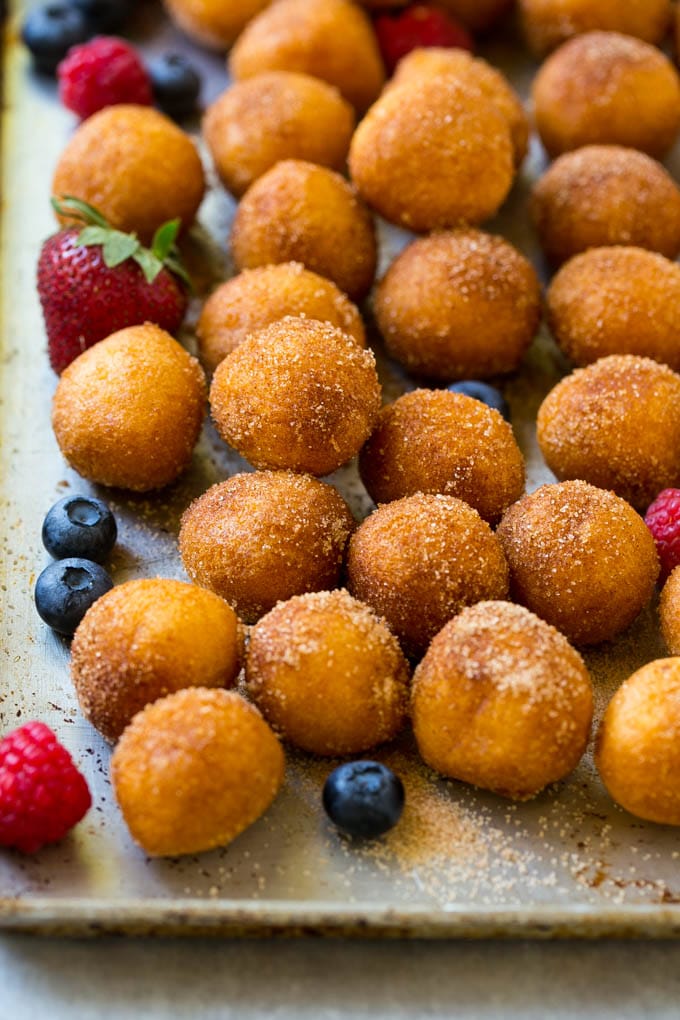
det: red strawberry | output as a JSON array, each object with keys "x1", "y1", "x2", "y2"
[
  {"x1": 375, "y1": 4, "x2": 474, "y2": 75},
  {"x1": 38, "y1": 196, "x2": 190, "y2": 374}
]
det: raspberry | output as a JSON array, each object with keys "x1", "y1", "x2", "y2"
[
  {"x1": 57, "y1": 36, "x2": 152, "y2": 120},
  {"x1": 644, "y1": 488, "x2": 680, "y2": 582},
  {"x1": 374, "y1": 4, "x2": 473, "y2": 75},
  {"x1": 0, "y1": 722, "x2": 91, "y2": 853}
]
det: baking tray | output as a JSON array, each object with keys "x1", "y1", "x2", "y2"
[{"x1": 3, "y1": 0, "x2": 680, "y2": 939}]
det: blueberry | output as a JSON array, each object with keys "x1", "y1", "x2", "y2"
[
  {"x1": 42, "y1": 495, "x2": 117, "y2": 563},
  {"x1": 21, "y1": 3, "x2": 91, "y2": 73},
  {"x1": 148, "y1": 53, "x2": 202, "y2": 119},
  {"x1": 447, "y1": 380, "x2": 511, "y2": 421},
  {"x1": 69, "y1": 0, "x2": 131, "y2": 32},
  {"x1": 322, "y1": 761, "x2": 405, "y2": 839},
  {"x1": 34, "y1": 558, "x2": 113, "y2": 636}
]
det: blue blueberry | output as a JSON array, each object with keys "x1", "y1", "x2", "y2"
[
  {"x1": 322, "y1": 761, "x2": 405, "y2": 839},
  {"x1": 447, "y1": 380, "x2": 511, "y2": 421},
  {"x1": 21, "y1": 3, "x2": 91, "y2": 73},
  {"x1": 69, "y1": 0, "x2": 132, "y2": 32},
  {"x1": 148, "y1": 53, "x2": 202, "y2": 119},
  {"x1": 42, "y1": 495, "x2": 117, "y2": 563},
  {"x1": 34, "y1": 558, "x2": 113, "y2": 636}
]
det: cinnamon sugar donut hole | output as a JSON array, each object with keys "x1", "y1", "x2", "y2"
[
  {"x1": 532, "y1": 32, "x2": 680, "y2": 158},
  {"x1": 537, "y1": 355, "x2": 680, "y2": 510},
  {"x1": 374, "y1": 229, "x2": 541, "y2": 381},
  {"x1": 71, "y1": 579, "x2": 243, "y2": 742},
  {"x1": 519, "y1": 0, "x2": 671, "y2": 56},
  {"x1": 111, "y1": 688, "x2": 284, "y2": 857},
  {"x1": 546, "y1": 248, "x2": 680, "y2": 369},
  {"x1": 163, "y1": 0, "x2": 271, "y2": 48},
  {"x1": 196, "y1": 264, "x2": 365, "y2": 373},
  {"x1": 230, "y1": 160, "x2": 377, "y2": 301},
  {"x1": 246, "y1": 589, "x2": 410, "y2": 756},
  {"x1": 179, "y1": 472, "x2": 355, "y2": 623},
  {"x1": 660, "y1": 568, "x2": 680, "y2": 655},
  {"x1": 412, "y1": 602, "x2": 594, "y2": 800},
  {"x1": 359, "y1": 389, "x2": 525, "y2": 523},
  {"x1": 389, "y1": 48, "x2": 529, "y2": 166},
  {"x1": 348, "y1": 78, "x2": 514, "y2": 233},
  {"x1": 596, "y1": 658, "x2": 680, "y2": 825},
  {"x1": 347, "y1": 493, "x2": 509, "y2": 658},
  {"x1": 209, "y1": 318, "x2": 381, "y2": 475},
  {"x1": 531, "y1": 146, "x2": 680, "y2": 265},
  {"x1": 229, "y1": 0, "x2": 385, "y2": 113},
  {"x1": 52, "y1": 106, "x2": 205, "y2": 243},
  {"x1": 497, "y1": 480, "x2": 660, "y2": 645},
  {"x1": 203, "y1": 73, "x2": 355, "y2": 199},
  {"x1": 52, "y1": 324, "x2": 206, "y2": 492}
]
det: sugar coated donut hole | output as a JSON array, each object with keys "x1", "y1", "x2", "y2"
[
  {"x1": 596, "y1": 658, "x2": 680, "y2": 826},
  {"x1": 389, "y1": 48, "x2": 529, "y2": 166},
  {"x1": 111, "y1": 688, "x2": 284, "y2": 857},
  {"x1": 531, "y1": 146, "x2": 680, "y2": 266},
  {"x1": 347, "y1": 493, "x2": 509, "y2": 658},
  {"x1": 229, "y1": 0, "x2": 385, "y2": 113},
  {"x1": 547, "y1": 248, "x2": 680, "y2": 371},
  {"x1": 349, "y1": 77, "x2": 514, "y2": 233},
  {"x1": 203, "y1": 73, "x2": 355, "y2": 199},
  {"x1": 163, "y1": 0, "x2": 271, "y2": 48},
  {"x1": 52, "y1": 106, "x2": 205, "y2": 243},
  {"x1": 52, "y1": 324, "x2": 206, "y2": 492},
  {"x1": 179, "y1": 471, "x2": 355, "y2": 623},
  {"x1": 532, "y1": 32, "x2": 680, "y2": 158},
  {"x1": 374, "y1": 229, "x2": 541, "y2": 381},
  {"x1": 246, "y1": 589, "x2": 410, "y2": 756},
  {"x1": 412, "y1": 601, "x2": 594, "y2": 800},
  {"x1": 230, "y1": 160, "x2": 377, "y2": 301},
  {"x1": 70, "y1": 579, "x2": 244, "y2": 741},
  {"x1": 537, "y1": 354, "x2": 680, "y2": 510},
  {"x1": 497, "y1": 480, "x2": 659, "y2": 645},
  {"x1": 359, "y1": 389, "x2": 525, "y2": 523},
  {"x1": 660, "y1": 568, "x2": 680, "y2": 655},
  {"x1": 519, "y1": 0, "x2": 671, "y2": 56},
  {"x1": 196, "y1": 263, "x2": 365, "y2": 373},
  {"x1": 209, "y1": 317, "x2": 381, "y2": 475}
]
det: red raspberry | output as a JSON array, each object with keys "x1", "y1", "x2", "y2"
[
  {"x1": 644, "y1": 488, "x2": 680, "y2": 583},
  {"x1": 374, "y1": 4, "x2": 473, "y2": 75},
  {"x1": 58, "y1": 36, "x2": 152, "y2": 120},
  {"x1": 0, "y1": 722, "x2": 91, "y2": 853}
]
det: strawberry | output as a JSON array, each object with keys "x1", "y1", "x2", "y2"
[
  {"x1": 375, "y1": 4, "x2": 474, "y2": 74},
  {"x1": 38, "y1": 196, "x2": 191, "y2": 374}
]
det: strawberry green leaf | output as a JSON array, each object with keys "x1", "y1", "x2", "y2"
[
  {"x1": 133, "y1": 249, "x2": 165, "y2": 285},
  {"x1": 51, "y1": 195, "x2": 110, "y2": 227},
  {"x1": 163, "y1": 254, "x2": 193, "y2": 291},
  {"x1": 151, "y1": 219, "x2": 181, "y2": 262},
  {"x1": 77, "y1": 226, "x2": 111, "y2": 248},
  {"x1": 102, "y1": 232, "x2": 142, "y2": 268}
]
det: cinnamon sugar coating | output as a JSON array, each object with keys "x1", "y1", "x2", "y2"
[
  {"x1": 179, "y1": 471, "x2": 355, "y2": 623},
  {"x1": 412, "y1": 601, "x2": 594, "y2": 799},
  {"x1": 537, "y1": 355, "x2": 680, "y2": 509},
  {"x1": 246, "y1": 589, "x2": 410, "y2": 755},
  {"x1": 497, "y1": 480, "x2": 659, "y2": 645},
  {"x1": 111, "y1": 688, "x2": 284, "y2": 856},
  {"x1": 71, "y1": 579, "x2": 243, "y2": 741},
  {"x1": 519, "y1": 0, "x2": 671, "y2": 56},
  {"x1": 660, "y1": 568, "x2": 680, "y2": 656},
  {"x1": 163, "y1": 0, "x2": 271, "y2": 49}
]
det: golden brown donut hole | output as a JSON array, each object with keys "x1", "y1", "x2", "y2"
[
  {"x1": 51, "y1": 324, "x2": 206, "y2": 492},
  {"x1": 71, "y1": 579, "x2": 243, "y2": 742},
  {"x1": 347, "y1": 493, "x2": 509, "y2": 658},
  {"x1": 203, "y1": 73, "x2": 355, "y2": 199},
  {"x1": 196, "y1": 263, "x2": 365, "y2": 373},
  {"x1": 412, "y1": 601, "x2": 594, "y2": 800},
  {"x1": 179, "y1": 471, "x2": 355, "y2": 624},
  {"x1": 497, "y1": 480, "x2": 660, "y2": 645},
  {"x1": 209, "y1": 317, "x2": 381, "y2": 476},
  {"x1": 230, "y1": 160, "x2": 377, "y2": 302},
  {"x1": 163, "y1": 0, "x2": 271, "y2": 48},
  {"x1": 596, "y1": 658, "x2": 680, "y2": 826},
  {"x1": 245, "y1": 589, "x2": 410, "y2": 756},
  {"x1": 532, "y1": 32, "x2": 680, "y2": 159},
  {"x1": 519, "y1": 0, "x2": 671, "y2": 56},
  {"x1": 531, "y1": 146, "x2": 680, "y2": 265},
  {"x1": 111, "y1": 688, "x2": 284, "y2": 857},
  {"x1": 358, "y1": 389, "x2": 526, "y2": 523},
  {"x1": 537, "y1": 354, "x2": 680, "y2": 510},
  {"x1": 660, "y1": 568, "x2": 680, "y2": 655},
  {"x1": 374, "y1": 229, "x2": 541, "y2": 380}
]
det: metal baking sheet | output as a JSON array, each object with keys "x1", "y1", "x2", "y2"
[{"x1": 3, "y1": 0, "x2": 680, "y2": 938}]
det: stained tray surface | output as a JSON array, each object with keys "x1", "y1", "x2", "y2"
[{"x1": 2, "y1": 0, "x2": 680, "y2": 938}]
